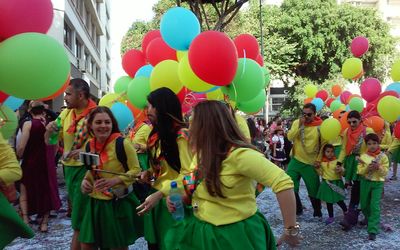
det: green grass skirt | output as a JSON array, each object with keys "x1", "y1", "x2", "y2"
[
  {"x1": 79, "y1": 193, "x2": 144, "y2": 248},
  {"x1": 317, "y1": 179, "x2": 345, "y2": 203},
  {"x1": 0, "y1": 193, "x2": 34, "y2": 249},
  {"x1": 172, "y1": 211, "x2": 276, "y2": 250}
]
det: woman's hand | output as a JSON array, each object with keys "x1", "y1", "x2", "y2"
[
  {"x1": 166, "y1": 196, "x2": 176, "y2": 213},
  {"x1": 66, "y1": 149, "x2": 82, "y2": 160},
  {"x1": 94, "y1": 177, "x2": 121, "y2": 192},
  {"x1": 81, "y1": 179, "x2": 93, "y2": 194},
  {"x1": 136, "y1": 191, "x2": 163, "y2": 216},
  {"x1": 314, "y1": 161, "x2": 321, "y2": 169},
  {"x1": 277, "y1": 233, "x2": 302, "y2": 248},
  {"x1": 139, "y1": 170, "x2": 151, "y2": 184}
]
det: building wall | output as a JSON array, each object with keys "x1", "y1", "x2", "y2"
[{"x1": 47, "y1": 0, "x2": 111, "y2": 111}]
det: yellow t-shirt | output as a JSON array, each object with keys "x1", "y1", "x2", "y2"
[
  {"x1": 84, "y1": 137, "x2": 141, "y2": 200},
  {"x1": 388, "y1": 138, "x2": 400, "y2": 153},
  {"x1": 318, "y1": 159, "x2": 343, "y2": 181},
  {"x1": 357, "y1": 153, "x2": 389, "y2": 182},
  {"x1": 338, "y1": 127, "x2": 374, "y2": 163},
  {"x1": 287, "y1": 119, "x2": 324, "y2": 165},
  {"x1": 58, "y1": 108, "x2": 90, "y2": 166},
  {"x1": 380, "y1": 131, "x2": 392, "y2": 150},
  {"x1": 192, "y1": 148, "x2": 293, "y2": 226},
  {"x1": 0, "y1": 134, "x2": 22, "y2": 185},
  {"x1": 130, "y1": 123, "x2": 151, "y2": 149},
  {"x1": 150, "y1": 129, "x2": 193, "y2": 196},
  {"x1": 235, "y1": 113, "x2": 251, "y2": 141}
]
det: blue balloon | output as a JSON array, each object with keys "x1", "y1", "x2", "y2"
[
  {"x1": 160, "y1": 7, "x2": 200, "y2": 51},
  {"x1": 385, "y1": 82, "x2": 400, "y2": 95},
  {"x1": 111, "y1": 102, "x2": 134, "y2": 132},
  {"x1": 311, "y1": 98, "x2": 324, "y2": 112},
  {"x1": 345, "y1": 105, "x2": 350, "y2": 112},
  {"x1": 135, "y1": 65, "x2": 153, "y2": 78},
  {"x1": 4, "y1": 96, "x2": 24, "y2": 111}
]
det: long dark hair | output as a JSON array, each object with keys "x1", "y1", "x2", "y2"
[
  {"x1": 87, "y1": 106, "x2": 120, "y2": 136},
  {"x1": 147, "y1": 87, "x2": 184, "y2": 173},
  {"x1": 190, "y1": 101, "x2": 255, "y2": 198}
]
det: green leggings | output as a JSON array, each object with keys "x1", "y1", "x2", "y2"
[
  {"x1": 286, "y1": 157, "x2": 320, "y2": 197},
  {"x1": 360, "y1": 178, "x2": 384, "y2": 234}
]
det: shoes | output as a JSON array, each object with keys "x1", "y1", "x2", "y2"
[
  {"x1": 389, "y1": 176, "x2": 397, "y2": 181},
  {"x1": 368, "y1": 233, "x2": 376, "y2": 241},
  {"x1": 340, "y1": 209, "x2": 359, "y2": 231},
  {"x1": 325, "y1": 217, "x2": 334, "y2": 225}
]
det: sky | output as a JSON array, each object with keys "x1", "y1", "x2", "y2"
[{"x1": 110, "y1": 0, "x2": 158, "y2": 85}]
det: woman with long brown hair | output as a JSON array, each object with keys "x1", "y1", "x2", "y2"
[{"x1": 168, "y1": 101, "x2": 300, "y2": 249}]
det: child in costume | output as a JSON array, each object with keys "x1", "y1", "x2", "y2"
[
  {"x1": 316, "y1": 144, "x2": 347, "y2": 225},
  {"x1": 357, "y1": 133, "x2": 389, "y2": 241}
]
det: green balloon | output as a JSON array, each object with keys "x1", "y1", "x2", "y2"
[
  {"x1": 227, "y1": 59, "x2": 264, "y2": 103},
  {"x1": 114, "y1": 76, "x2": 132, "y2": 94},
  {"x1": 0, "y1": 33, "x2": 70, "y2": 100},
  {"x1": 349, "y1": 97, "x2": 364, "y2": 112},
  {"x1": 127, "y1": 77, "x2": 151, "y2": 109},
  {"x1": 330, "y1": 100, "x2": 342, "y2": 112},
  {"x1": 261, "y1": 67, "x2": 271, "y2": 88},
  {"x1": 0, "y1": 105, "x2": 18, "y2": 140},
  {"x1": 237, "y1": 90, "x2": 266, "y2": 114}
]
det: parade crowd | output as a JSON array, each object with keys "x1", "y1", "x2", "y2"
[{"x1": 1, "y1": 78, "x2": 399, "y2": 250}]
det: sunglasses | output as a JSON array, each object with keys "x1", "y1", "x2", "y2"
[
  {"x1": 347, "y1": 120, "x2": 359, "y2": 125},
  {"x1": 303, "y1": 112, "x2": 313, "y2": 117}
]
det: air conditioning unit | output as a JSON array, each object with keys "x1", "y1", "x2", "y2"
[{"x1": 78, "y1": 59, "x2": 86, "y2": 72}]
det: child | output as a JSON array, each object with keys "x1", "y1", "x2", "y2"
[
  {"x1": 357, "y1": 133, "x2": 390, "y2": 241},
  {"x1": 271, "y1": 127, "x2": 287, "y2": 168},
  {"x1": 316, "y1": 144, "x2": 347, "y2": 225}
]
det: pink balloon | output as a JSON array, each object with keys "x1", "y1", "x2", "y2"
[
  {"x1": 181, "y1": 92, "x2": 206, "y2": 114},
  {"x1": 0, "y1": 0, "x2": 53, "y2": 40},
  {"x1": 360, "y1": 78, "x2": 381, "y2": 102},
  {"x1": 316, "y1": 90, "x2": 328, "y2": 101},
  {"x1": 340, "y1": 91, "x2": 352, "y2": 104},
  {"x1": 350, "y1": 36, "x2": 369, "y2": 58},
  {"x1": 122, "y1": 49, "x2": 146, "y2": 78}
]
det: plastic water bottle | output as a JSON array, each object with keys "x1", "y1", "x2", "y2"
[
  {"x1": 49, "y1": 117, "x2": 61, "y2": 145},
  {"x1": 170, "y1": 181, "x2": 184, "y2": 221}
]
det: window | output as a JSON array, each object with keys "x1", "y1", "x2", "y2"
[
  {"x1": 75, "y1": 38, "x2": 82, "y2": 58},
  {"x1": 96, "y1": 66, "x2": 101, "y2": 81},
  {"x1": 91, "y1": 60, "x2": 96, "y2": 76},
  {"x1": 272, "y1": 97, "x2": 285, "y2": 104},
  {"x1": 64, "y1": 22, "x2": 73, "y2": 49},
  {"x1": 84, "y1": 51, "x2": 90, "y2": 71}
]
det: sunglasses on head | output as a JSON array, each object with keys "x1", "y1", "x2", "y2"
[{"x1": 303, "y1": 112, "x2": 313, "y2": 117}]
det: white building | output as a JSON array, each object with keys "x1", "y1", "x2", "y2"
[{"x1": 47, "y1": 0, "x2": 112, "y2": 111}]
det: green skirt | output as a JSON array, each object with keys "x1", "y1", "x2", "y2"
[
  {"x1": 143, "y1": 190, "x2": 175, "y2": 249},
  {"x1": 64, "y1": 165, "x2": 89, "y2": 230},
  {"x1": 0, "y1": 193, "x2": 34, "y2": 249},
  {"x1": 175, "y1": 211, "x2": 276, "y2": 250},
  {"x1": 344, "y1": 154, "x2": 359, "y2": 182},
  {"x1": 317, "y1": 179, "x2": 345, "y2": 203},
  {"x1": 390, "y1": 147, "x2": 400, "y2": 164},
  {"x1": 138, "y1": 153, "x2": 149, "y2": 170},
  {"x1": 79, "y1": 192, "x2": 144, "y2": 248}
]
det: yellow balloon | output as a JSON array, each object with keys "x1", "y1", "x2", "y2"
[
  {"x1": 340, "y1": 104, "x2": 346, "y2": 110},
  {"x1": 99, "y1": 93, "x2": 123, "y2": 108},
  {"x1": 342, "y1": 58, "x2": 363, "y2": 79},
  {"x1": 391, "y1": 60, "x2": 400, "y2": 82},
  {"x1": 150, "y1": 60, "x2": 183, "y2": 94},
  {"x1": 304, "y1": 84, "x2": 318, "y2": 98},
  {"x1": 176, "y1": 51, "x2": 187, "y2": 62},
  {"x1": 377, "y1": 96, "x2": 400, "y2": 122},
  {"x1": 206, "y1": 88, "x2": 224, "y2": 101},
  {"x1": 320, "y1": 118, "x2": 341, "y2": 140},
  {"x1": 178, "y1": 54, "x2": 214, "y2": 92}
]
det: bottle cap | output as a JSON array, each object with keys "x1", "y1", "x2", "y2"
[{"x1": 170, "y1": 181, "x2": 177, "y2": 188}]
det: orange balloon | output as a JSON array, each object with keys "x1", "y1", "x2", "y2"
[
  {"x1": 126, "y1": 101, "x2": 146, "y2": 122},
  {"x1": 352, "y1": 70, "x2": 364, "y2": 81},
  {"x1": 364, "y1": 116, "x2": 384, "y2": 133},
  {"x1": 332, "y1": 84, "x2": 342, "y2": 97},
  {"x1": 348, "y1": 94, "x2": 362, "y2": 101},
  {"x1": 339, "y1": 112, "x2": 349, "y2": 133},
  {"x1": 332, "y1": 109, "x2": 343, "y2": 119},
  {"x1": 39, "y1": 74, "x2": 70, "y2": 101},
  {"x1": 304, "y1": 97, "x2": 313, "y2": 104}
]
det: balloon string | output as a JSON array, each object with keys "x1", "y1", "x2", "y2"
[
  {"x1": 104, "y1": 92, "x2": 127, "y2": 106},
  {"x1": 232, "y1": 83, "x2": 238, "y2": 102},
  {"x1": 241, "y1": 49, "x2": 246, "y2": 78}
]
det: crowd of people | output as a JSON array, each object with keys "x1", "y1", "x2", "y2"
[{"x1": 0, "y1": 78, "x2": 399, "y2": 249}]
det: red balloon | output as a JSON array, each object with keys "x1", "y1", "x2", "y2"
[
  {"x1": 122, "y1": 49, "x2": 146, "y2": 78},
  {"x1": 177, "y1": 87, "x2": 188, "y2": 104},
  {"x1": 316, "y1": 90, "x2": 328, "y2": 101},
  {"x1": 326, "y1": 98, "x2": 335, "y2": 108},
  {"x1": 394, "y1": 122, "x2": 400, "y2": 139},
  {"x1": 141, "y1": 30, "x2": 161, "y2": 58},
  {"x1": 0, "y1": 0, "x2": 53, "y2": 40},
  {"x1": 255, "y1": 54, "x2": 264, "y2": 66},
  {"x1": 188, "y1": 31, "x2": 238, "y2": 86},
  {"x1": 146, "y1": 37, "x2": 177, "y2": 66},
  {"x1": 350, "y1": 36, "x2": 369, "y2": 58},
  {"x1": 234, "y1": 34, "x2": 260, "y2": 60},
  {"x1": 0, "y1": 91, "x2": 9, "y2": 103}
]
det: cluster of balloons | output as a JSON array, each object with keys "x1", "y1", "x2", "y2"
[
  {"x1": 112, "y1": 6, "x2": 270, "y2": 128},
  {"x1": 302, "y1": 36, "x2": 400, "y2": 141},
  {"x1": 0, "y1": 0, "x2": 71, "y2": 139}
]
